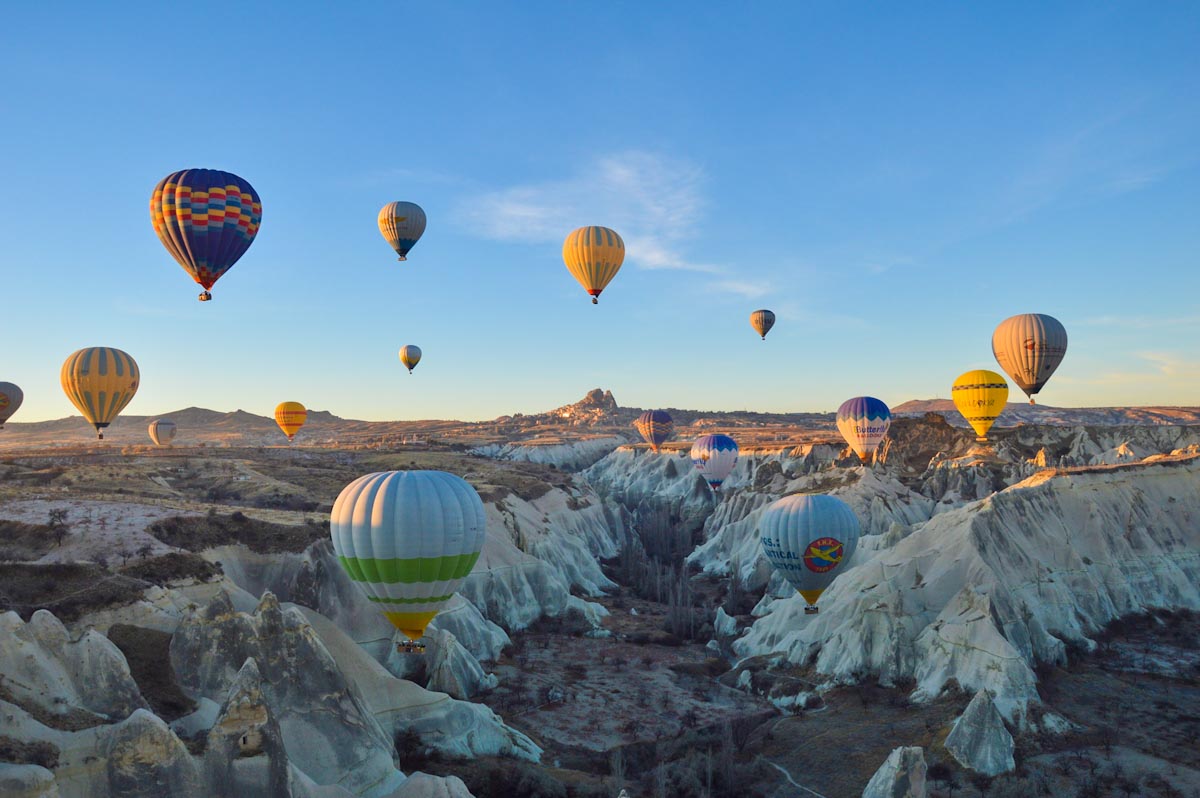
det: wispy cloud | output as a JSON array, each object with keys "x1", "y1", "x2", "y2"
[
  {"x1": 706, "y1": 279, "x2": 772, "y2": 299},
  {"x1": 1077, "y1": 315, "x2": 1200, "y2": 330},
  {"x1": 456, "y1": 151, "x2": 720, "y2": 273}
]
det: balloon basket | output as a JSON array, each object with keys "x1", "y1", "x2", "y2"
[
  {"x1": 804, "y1": 605, "x2": 819, "y2": 615},
  {"x1": 591, "y1": 297, "x2": 598, "y2": 305},
  {"x1": 198, "y1": 291, "x2": 212, "y2": 302},
  {"x1": 396, "y1": 641, "x2": 426, "y2": 655}
]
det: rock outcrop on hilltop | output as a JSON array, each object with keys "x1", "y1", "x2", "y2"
[{"x1": 944, "y1": 691, "x2": 1015, "y2": 776}]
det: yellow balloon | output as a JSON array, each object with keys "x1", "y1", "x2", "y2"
[
  {"x1": 562, "y1": 226, "x2": 624, "y2": 304},
  {"x1": 399, "y1": 345, "x2": 422, "y2": 374},
  {"x1": 274, "y1": 401, "x2": 307, "y2": 442},
  {"x1": 60, "y1": 347, "x2": 140, "y2": 440},
  {"x1": 951, "y1": 370, "x2": 1009, "y2": 442}
]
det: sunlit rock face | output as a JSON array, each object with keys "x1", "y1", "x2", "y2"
[
  {"x1": 104, "y1": 709, "x2": 205, "y2": 797},
  {"x1": 734, "y1": 456, "x2": 1200, "y2": 722},
  {"x1": 471, "y1": 436, "x2": 626, "y2": 470}
]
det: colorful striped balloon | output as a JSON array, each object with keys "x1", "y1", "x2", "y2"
[
  {"x1": 635, "y1": 410, "x2": 674, "y2": 452},
  {"x1": 836, "y1": 396, "x2": 891, "y2": 463},
  {"x1": 951, "y1": 370, "x2": 1009, "y2": 442},
  {"x1": 563, "y1": 226, "x2": 625, "y2": 304},
  {"x1": 378, "y1": 202, "x2": 427, "y2": 261},
  {"x1": 60, "y1": 348, "x2": 140, "y2": 440},
  {"x1": 331, "y1": 470, "x2": 486, "y2": 642},
  {"x1": 274, "y1": 401, "x2": 307, "y2": 442},
  {"x1": 691, "y1": 434, "x2": 739, "y2": 491},
  {"x1": 750, "y1": 309, "x2": 776, "y2": 340},
  {"x1": 0, "y1": 382, "x2": 23, "y2": 429},
  {"x1": 760, "y1": 494, "x2": 861, "y2": 613},
  {"x1": 992, "y1": 313, "x2": 1068, "y2": 404},
  {"x1": 150, "y1": 169, "x2": 262, "y2": 301}
]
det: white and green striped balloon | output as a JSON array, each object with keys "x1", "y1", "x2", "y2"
[{"x1": 330, "y1": 470, "x2": 485, "y2": 641}]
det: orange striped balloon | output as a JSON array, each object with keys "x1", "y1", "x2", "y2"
[{"x1": 274, "y1": 401, "x2": 307, "y2": 442}]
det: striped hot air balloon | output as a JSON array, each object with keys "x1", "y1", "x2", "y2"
[
  {"x1": 60, "y1": 348, "x2": 140, "y2": 440},
  {"x1": 635, "y1": 410, "x2": 674, "y2": 452},
  {"x1": 750, "y1": 309, "x2": 776, "y2": 340},
  {"x1": 992, "y1": 313, "x2": 1068, "y2": 404},
  {"x1": 691, "y1": 434, "x2": 739, "y2": 491},
  {"x1": 952, "y1": 370, "x2": 1009, "y2": 442},
  {"x1": 150, "y1": 169, "x2": 262, "y2": 301},
  {"x1": 399, "y1": 345, "x2": 422, "y2": 374},
  {"x1": 331, "y1": 470, "x2": 486, "y2": 644},
  {"x1": 0, "y1": 382, "x2": 23, "y2": 429},
  {"x1": 563, "y1": 226, "x2": 624, "y2": 304},
  {"x1": 760, "y1": 494, "x2": 861, "y2": 614},
  {"x1": 378, "y1": 202, "x2": 427, "y2": 261},
  {"x1": 274, "y1": 402, "x2": 307, "y2": 442},
  {"x1": 836, "y1": 396, "x2": 891, "y2": 464},
  {"x1": 148, "y1": 419, "x2": 177, "y2": 446}
]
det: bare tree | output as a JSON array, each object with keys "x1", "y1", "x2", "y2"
[{"x1": 48, "y1": 508, "x2": 70, "y2": 547}]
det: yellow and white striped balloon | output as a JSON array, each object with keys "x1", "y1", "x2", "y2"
[
  {"x1": 331, "y1": 471, "x2": 486, "y2": 642},
  {"x1": 378, "y1": 202, "x2": 427, "y2": 261},
  {"x1": 60, "y1": 348, "x2": 140, "y2": 439},
  {"x1": 562, "y1": 226, "x2": 624, "y2": 304},
  {"x1": 399, "y1": 345, "x2": 422, "y2": 374}
]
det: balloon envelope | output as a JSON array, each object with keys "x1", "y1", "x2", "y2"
[
  {"x1": 992, "y1": 313, "x2": 1067, "y2": 403},
  {"x1": 836, "y1": 396, "x2": 891, "y2": 461},
  {"x1": 330, "y1": 470, "x2": 486, "y2": 641},
  {"x1": 399, "y1": 345, "x2": 422, "y2": 374},
  {"x1": 760, "y1": 494, "x2": 860, "y2": 609},
  {"x1": 952, "y1": 370, "x2": 1009, "y2": 441},
  {"x1": 635, "y1": 410, "x2": 674, "y2": 452},
  {"x1": 563, "y1": 226, "x2": 624, "y2": 304},
  {"x1": 150, "y1": 169, "x2": 262, "y2": 296},
  {"x1": 148, "y1": 419, "x2": 177, "y2": 446},
  {"x1": 691, "y1": 434, "x2": 739, "y2": 490},
  {"x1": 750, "y1": 309, "x2": 776, "y2": 340},
  {"x1": 274, "y1": 402, "x2": 307, "y2": 441},
  {"x1": 378, "y1": 202, "x2": 427, "y2": 260},
  {"x1": 60, "y1": 348, "x2": 140, "y2": 439},
  {"x1": 0, "y1": 382, "x2": 23, "y2": 428}
]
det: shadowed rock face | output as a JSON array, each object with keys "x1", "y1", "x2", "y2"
[
  {"x1": 204, "y1": 659, "x2": 291, "y2": 796},
  {"x1": 944, "y1": 691, "x2": 1015, "y2": 776},
  {"x1": 862, "y1": 746, "x2": 927, "y2": 798},
  {"x1": 386, "y1": 629, "x2": 497, "y2": 700},
  {"x1": 0, "y1": 764, "x2": 60, "y2": 798}
]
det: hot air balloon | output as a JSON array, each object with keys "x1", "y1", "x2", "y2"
[
  {"x1": 760, "y1": 494, "x2": 860, "y2": 614},
  {"x1": 836, "y1": 396, "x2": 891, "y2": 464},
  {"x1": 952, "y1": 370, "x2": 1009, "y2": 442},
  {"x1": 992, "y1": 313, "x2": 1068, "y2": 404},
  {"x1": 691, "y1": 434, "x2": 739, "y2": 491},
  {"x1": 399, "y1": 345, "x2": 422, "y2": 374},
  {"x1": 150, "y1": 169, "x2": 262, "y2": 302},
  {"x1": 750, "y1": 309, "x2": 776, "y2": 340},
  {"x1": 60, "y1": 348, "x2": 140, "y2": 440},
  {"x1": 274, "y1": 402, "x2": 307, "y2": 442},
  {"x1": 635, "y1": 410, "x2": 674, "y2": 452},
  {"x1": 378, "y1": 202, "x2": 427, "y2": 261},
  {"x1": 331, "y1": 470, "x2": 486, "y2": 648},
  {"x1": 148, "y1": 419, "x2": 177, "y2": 446},
  {"x1": 0, "y1": 382, "x2": 23, "y2": 429},
  {"x1": 563, "y1": 226, "x2": 624, "y2": 304}
]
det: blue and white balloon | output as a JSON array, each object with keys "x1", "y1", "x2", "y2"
[
  {"x1": 690, "y1": 434, "x2": 739, "y2": 491},
  {"x1": 836, "y1": 396, "x2": 891, "y2": 463}
]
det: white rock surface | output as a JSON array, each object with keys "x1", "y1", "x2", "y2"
[
  {"x1": 471, "y1": 436, "x2": 625, "y2": 470},
  {"x1": 393, "y1": 772, "x2": 475, "y2": 798},
  {"x1": 944, "y1": 691, "x2": 1015, "y2": 776},
  {"x1": 0, "y1": 764, "x2": 60, "y2": 798},
  {"x1": 386, "y1": 629, "x2": 498, "y2": 699},
  {"x1": 861, "y1": 746, "x2": 927, "y2": 798}
]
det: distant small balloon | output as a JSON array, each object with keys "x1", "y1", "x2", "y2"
[
  {"x1": 399, "y1": 345, "x2": 422, "y2": 374},
  {"x1": 148, "y1": 419, "x2": 177, "y2": 446},
  {"x1": 691, "y1": 434, "x2": 739, "y2": 491},
  {"x1": 274, "y1": 401, "x2": 307, "y2": 442},
  {"x1": 951, "y1": 370, "x2": 1009, "y2": 442},
  {"x1": 750, "y1": 309, "x2": 776, "y2": 340},
  {"x1": 378, "y1": 202, "x2": 427, "y2": 261},
  {"x1": 0, "y1": 382, "x2": 23, "y2": 429},
  {"x1": 635, "y1": 410, "x2": 674, "y2": 452}
]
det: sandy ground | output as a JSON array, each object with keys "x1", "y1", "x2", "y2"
[{"x1": 0, "y1": 498, "x2": 195, "y2": 563}]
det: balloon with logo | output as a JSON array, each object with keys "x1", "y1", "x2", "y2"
[
  {"x1": 399, "y1": 345, "x2": 422, "y2": 374},
  {"x1": 150, "y1": 169, "x2": 262, "y2": 301},
  {"x1": 951, "y1": 370, "x2": 1009, "y2": 442},
  {"x1": 60, "y1": 348, "x2": 140, "y2": 440},
  {"x1": 562, "y1": 226, "x2": 625, "y2": 304},
  {"x1": 836, "y1": 396, "x2": 891, "y2": 464},
  {"x1": 274, "y1": 401, "x2": 307, "y2": 442},
  {"x1": 148, "y1": 419, "x2": 177, "y2": 446},
  {"x1": 0, "y1": 382, "x2": 23, "y2": 429},
  {"x1": 331, "y1": 470, "x2": 486, "y2": 646},
  {"x1": 750, "y1": 309, "x2": 776, "y2": 340},
  {"x1": 760, "y1": 494, "x2": 860, "y2": 614},
  {"x1": 992, "y1": 313, "x2": 1068, "y2": 404},
  {"x1": 378, "y1": 202, "x2": 427, "y2": 261},
  {"x1": 691, "y1": 434, "x2": 739, "y2": 491},
  {"x1": 635, "y1": 410, "x2": 674, "y2": 452}
]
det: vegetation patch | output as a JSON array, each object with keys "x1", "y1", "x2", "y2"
[
  {"x1": 0, "y1": 679, "x2": 107, "y2": 731},
  {"x1": 119, "y1": 552, "x2": 222, "y2": 586},
  {"x1": 106, "y1": 624, "x2": 197, "y2": 721},
  {"x1": 0, "y1": 519, "x2": 57, "y2": 561},
  {"x1": 0, "y1": 735, "x2": 60, "y2": 769},
  {"x1": 148, "y1": 512, "x2": 327, "y2": 554},
  {"x1": 0, "y1": 563, "x2": 148, "y2": 622}
]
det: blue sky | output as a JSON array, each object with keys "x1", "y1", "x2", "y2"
[{"x1": 2, "y1": 3, "x2": 1197, "y2": 422}]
